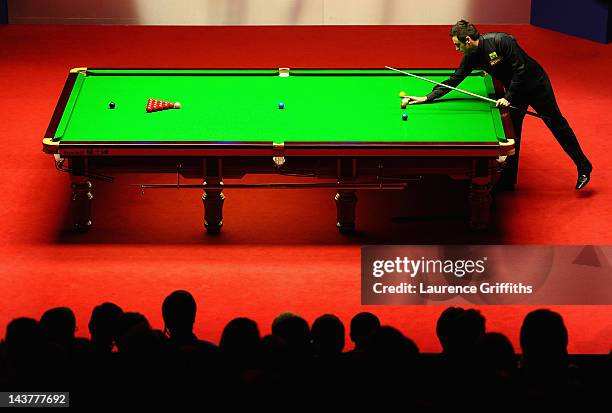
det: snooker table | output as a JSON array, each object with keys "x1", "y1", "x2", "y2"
[{"x1": 43, "y1": 68, "x2": 515, "y2": 233}]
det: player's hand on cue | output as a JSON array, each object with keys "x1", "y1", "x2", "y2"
[
  {"x1": 407, "y1": 96, "x2": 428, "y2": 105},
  {"x1": 496, "y1": 98, "x2": 510, "y2": 108}
]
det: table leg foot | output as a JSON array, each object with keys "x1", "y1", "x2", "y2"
[
  {"x1": 74, "y1": 221, "x2": 92, "y2": 233},
  {"x1": 203, "y1": 189, "x2": 225, "y2": 234},
  {"x1": 337, "y1": 224, "x2": 356, "y2": 234},
  {"x1": 205, "y1": 224, "x2": 222, "y2": 235},
  {"x1": 71, "y1": 180, "x2": 93, "y2": 233}
]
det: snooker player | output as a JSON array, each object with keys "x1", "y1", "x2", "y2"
[{"x1": 406, "y1": 20, "x2": 593, "y2": 190}]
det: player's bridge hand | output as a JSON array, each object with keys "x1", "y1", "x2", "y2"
[
  {"x1": 407, "y1": 96, "x2": 428, "y2": 105},
  {"x1": 496, "y1": 98, "x2": 511, "y2": 108}
]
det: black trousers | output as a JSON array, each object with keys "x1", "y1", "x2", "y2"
[{"x1": 499, "y1": 74, "x2": 592, "y2": 187}]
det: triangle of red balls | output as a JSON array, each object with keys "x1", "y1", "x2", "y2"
[{"x1": 146, "y1": 98, "x2": 176, "y2": 113}]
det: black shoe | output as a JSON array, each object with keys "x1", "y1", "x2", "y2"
[{"x1": 576, "y1": 173, "x2": 590, "y2": 190}]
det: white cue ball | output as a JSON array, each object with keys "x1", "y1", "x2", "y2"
[
  {"x1": 402, "y1": 97, "x2": 409, "y2": 105},
  {"x1": 174, "y1": 102, "x2": 181, "y2": 109}
]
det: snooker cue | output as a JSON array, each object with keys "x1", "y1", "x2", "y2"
[{"x1": 385, "y1": 66, "x2": 550, "y2": 120}]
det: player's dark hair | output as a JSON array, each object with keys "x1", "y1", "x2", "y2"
[{"x1": 450, "y1": 20, "x2": 480, "y2": 42}]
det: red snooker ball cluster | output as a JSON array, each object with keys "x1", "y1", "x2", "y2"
[{"x1": 146, "y1": 98, "x2": 181, "y2": 113}]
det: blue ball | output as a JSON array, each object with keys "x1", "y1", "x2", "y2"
[
  {"x1": 278, "y1": 102, "x2": 285, "y2": 109},
  {"x1": 402, "y1": 113, "x2": 408, "y2": 121}
]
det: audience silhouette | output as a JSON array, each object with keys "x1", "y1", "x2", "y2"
[
  {"x1": 271, "y1": 311, "x2": 311, "y2": 364},
  {"x1": 311, "y1": 314, "x2": 345, "y2": 359},
  {"x1": 473, "y1": 332, "x2": 519, "y2": 410},
  {"x1": 219, "y1": 317, "x2": 261, "y2": 387},
  {"x1": 161, "y1": 290, "x2": 218, "y2": 394},
  {"x1": 0, "y1": 295, "x2": 608, "y2": 409},
  {"x1": 89, "y1": 302, "x2": 123, "y2": 355},
  {"x1": 519, "y1": 309, "x2": 583, "y2": 408},
  {"x1": 0, "y1": 317, "x2": 43, "y2": 388},
  {"x1": 349, "y1": 311, "x2": 380, "y2": 353}
]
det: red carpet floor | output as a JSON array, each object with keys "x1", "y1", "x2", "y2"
[{"x1": 0, "y1": 24, "x2": 611, "y2": 353}]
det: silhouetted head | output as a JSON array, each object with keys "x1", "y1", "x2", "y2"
[
  {"x1": 116, "y1": 312, "x2": 152, "y2": 353},
  {"x1": 220, "y1": 317, "x2": 261, "y2": 362},
  {"x1": 311, "y1": 314, "x2": 345, "y2": 357},
  {"x1": 520, "y1": 309, "x2": 568, "y2": 365},
  {"x1": 459, "y1": 309, "x2": 486, "y2": 345},
  {"x1": 5, "y1": 317, "x2": 40, "y2": 349},
  {"x1": 436, "y1": 307, "x2": 485, "y2": 356},
  {"x1": 40, "y1": 307, "x2": 76, "y2": 345},
  {"x1": 271, "y1": 312, "x2": 310, "y2": 357},
  {"x1": 350, "y1": 312, "x2": 380, "y2": 351},
  {"x1": 162, "y1": 290, "x2": 197, "y2": 336},
  {"x1": 436, "y1": 306, "x2": 465, "y2": 353},
  {"x1": 88, "y1": 302, "x2": 124, "y2": 349}
]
